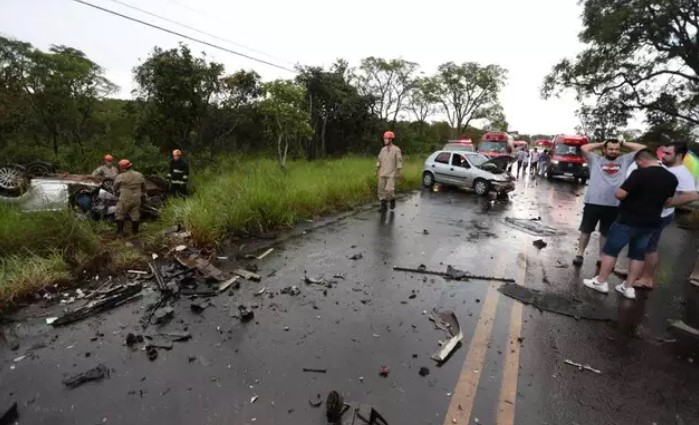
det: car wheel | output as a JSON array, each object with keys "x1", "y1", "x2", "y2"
[
  {"x1": 579, "y1": 178, "x2": 587, "y2": 185},
  {"x1": 473, "y1": 179, "x2": 490, "y2": 196},
  {"x1": 422, "y1": 171, "x2": 435, "y2": 188},
  {"x1": 0, "y1": 164, "x2": 28, "y2": 193},
  {"x1": 25, "y1": 160, "x2": 55, "y2": 177}
]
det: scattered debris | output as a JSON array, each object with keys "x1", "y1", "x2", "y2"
[
  {"x1": 349, "y1": 252, "x2": 364, "y2": 260},
  {"x1": 409, "y1": 290, "x2": 417, "y2": 299},
  {"x1": 46, "y1": 317, "x2": 58, "y2": 325},
  {"x1": 239, "y1": 305, "x2": 254, "y2": 322},
  {"x1": 51, "y1": 283, "x2": 142, "y2": 327},
  {"x1": 379, "y1": 366, "x2": 391, "y2": 377},
  {"x1": 234, "y1": 268, "x2": 261, "y2": 282},
  {"x1": 149, "y1": 262, "x2": 169, "y2": 293},
  {"x1": 503, "y1": 217, "x2": 561, "y2": 236},
  {"x1": 428, "y1": 310, "x2": 463, "y2": 363},
  {"x1": 532, "y1": 239, "x2": 547, "y2": 249},
  {"x1": 302, "y1": 368, "x2": 327, "y2": 373},
  {"x1": 309, "y1": 394, "x2": 323, "y2": 408},
  {"x1": 280, "y1": 285, "x2": 301, "y2": 296},
  {"x1": 190, "y1": 300, "x2": 208, "y2": 314},
  {"x1": 325, "y1": 391, "x2": 347, "y2": 422},
  {"x1": 160, "y1": 331, "x2": 191, "y2": 342},
  {"x1": 146, "y1": 346, "x2": 158, "y2": 361},
  {"x1": 669, "y1": 320, "x2": 699, "y2": 337},
  {"x1": 250, "y1": 396, "x2": 258, "y2": 404},
  {"x1": 125, "y1": 333, "x2": 144, "y2": 347},
  {"x1": 62, "y1": 364, "x2": 109, "y2": 388},
  {"x1": 256, "y1": 248, "x2": 274, "y2": 260},
  {"x1": 499, "y1": 284, "x2": 616, "y2": 321},
  {"x1": 254, "y1": 287, "x2": 267, "y2": 297},
  {"x1": 564, "y1": 359, "x2": 601, "y2": 374},
  {"x1": 153, "y1": 306, "x2": 174, "y2": 325},
  {"x1": 418, "y1": 367, "x2": 430, "y2": 377},
  {"x1": 0, "y1": 402, "x2": 18, "y2": 425},
  {"x1": 13, "y1": 355, "x2": 25, "y2": 363},
  {"x1": 353, "y1": 404, "x2": 389, "y2": 425},
  {"x1": 423, "y1": 229, "x2": 430, "y2": 235},
  {"x1": 245, "y1": 264, "x2": 259, "y2": 273},
  {"x1": 394, "y1": 266, "x2": 515, "y2": 283},
  {"x1": 218, "y1": 276, "x2": 240, "y2": 293}
]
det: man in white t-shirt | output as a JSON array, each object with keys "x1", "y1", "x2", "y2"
[{"x1": 634, "y1": 142, "x2": 699, "y2": 289}]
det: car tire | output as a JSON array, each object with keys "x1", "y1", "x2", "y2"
[
  {"x1": 422, "y1": 171, "x2": 435, "y2": 188},
  {"x1": 473, "y1": 178, "x2": 490, "y2": 196},
  {"x1": 579, "y1": 178, "x2": 587, "y2": 185},
  {"x1": 25, "y1": 160, "x2": 55, "y2": 177},
  {"x1": 0, "y1": 163, "x2": 28, "y2": 194}
]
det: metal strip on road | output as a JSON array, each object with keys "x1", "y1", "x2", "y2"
[
  {"x1": 496, "y1": 243, "x2": 528, "y2": 425},
  {"x1": 441, "y1": 248, "x2": 513, "y2": 425}
]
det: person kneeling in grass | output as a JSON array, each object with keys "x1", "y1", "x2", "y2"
[{"x1": 583, "y1": 149, "x2": 678, "y2": 300}]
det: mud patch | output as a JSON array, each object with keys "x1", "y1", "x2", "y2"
[{"x1": 499, "y1": 284, "x2": 615, "y2": 321}]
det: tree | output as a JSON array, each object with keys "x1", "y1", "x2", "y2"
[
  {"x1": 356, "y1": 57, "x2": 419, "y2": 122},
  {"x1": 258, "y1": 80, "x2": 312, "y2": 169},
  {"x1": 434, "y1": 62, "x2": 508, "y2": 137},
  {"x1": 575, "y1": 95, "x2": 631, "y2": 141},
  {"x1": 0, "y1": 37, "x2": 116, "y2": 155},
  {"x1": 407, "y1": 77, "x2": 439, "y2": 127},
  {"x1": 133, "y1": 44, "x2": 224, "y2": 152},
  {"x1": 542, "y1": 0, "x2": 699, "y2": 130}
]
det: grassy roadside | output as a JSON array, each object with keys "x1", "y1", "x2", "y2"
[{"x1": 0, "y1": 156, "x2": 423, "y2": 308}]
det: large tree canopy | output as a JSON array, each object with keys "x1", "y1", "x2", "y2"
[{"x1": 543, "y1": 0, "x2": 699, "y2": 129}]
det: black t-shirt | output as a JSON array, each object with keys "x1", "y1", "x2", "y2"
[{"x1": 618, "y1": 167, "x2": 678, "y2": 228}]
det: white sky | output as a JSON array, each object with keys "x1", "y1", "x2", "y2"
[{"x1": 2, "y1": 0, "x2": 595, "y2": 135}]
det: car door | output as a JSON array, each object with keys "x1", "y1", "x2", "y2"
[
  {"x1": 429, "y1": 152, "x2": 455, "y2": 184},
  {"x1": 448, "y1": 153, "x2": 473, "y2": 188}
]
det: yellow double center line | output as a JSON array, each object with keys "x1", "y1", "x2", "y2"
[{"x1": 442, "y1": 240, "x2": 528, "y2": 425}]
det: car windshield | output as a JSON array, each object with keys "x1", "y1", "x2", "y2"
[
  {"x1": 479, "y1": 141, "x2": 507, "y2": 152},
  {"x1": 466, "y1": 154, "x2": 489, "y2": 167},
  {"x1": 554, "y1": 144, "x2": 582, "y2": 155}
]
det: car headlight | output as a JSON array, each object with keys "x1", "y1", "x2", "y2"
[
  {"x1": 551, "y1": 160, "x2": 559, "y2": 165},
  {"x1": 583, "y1": 163, "x2": 588, "y2": 167}
]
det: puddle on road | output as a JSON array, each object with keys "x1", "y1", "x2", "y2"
[{"x1": 503, "y1": 217, "x2": 562, "y2": 237}]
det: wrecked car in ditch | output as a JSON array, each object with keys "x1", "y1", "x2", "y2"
[
  {"x1": 0, "y1": 163, "x2": 168, "y2": 218},
  {"x1": 422, "y1": 150, "x2": 515, "y2": 196}
]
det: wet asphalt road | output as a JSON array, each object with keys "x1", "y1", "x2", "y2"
[{"x1": 2, "y1": 173, "x2": 699, "y2": 425}]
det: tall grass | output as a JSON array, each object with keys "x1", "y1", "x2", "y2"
[{"x1": 164, "y1": 156, "x2": 422, "y2": 245}]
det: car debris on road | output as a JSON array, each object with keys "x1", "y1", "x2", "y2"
[
  {"x1": 0, "y1": 402, "x2": 19, "y2": 425},
  {"x1": 62, "y1": 364, "x2": 109, "y2": 388},
  {"x1": 428, "y1": 310, "x2": 463, "y2": 363},
  {"x1": 394, "y1": 265, "x2": 515, "y2": 283},
  {"x1": 564, "y1": 359, "x2": 602, "y2": 374},
  {"x1": 51, "y1": 282, "x2": 143, "y2": 327}
]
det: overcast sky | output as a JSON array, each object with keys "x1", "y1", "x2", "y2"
[{"x1": 2, "y1": 0, "x2": 594, "y2": 135}]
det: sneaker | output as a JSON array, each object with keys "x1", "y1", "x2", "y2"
[
  {"x1": 615, "y1": 283, "x2": 636, "y2": 299},
  {"x1": 573, "y1": 256, "x2": 584, "y2": 267},
  {"x1": 583, "y1": 276, "x2": 609, "y2": 294}
]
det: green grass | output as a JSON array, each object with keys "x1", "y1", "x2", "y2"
[
  {"x1": 163, "y1": 156, "x2": 423, "y2": 245},
  {"x1": 0, "y1": 156, "x2": 423, "y2": 307}
]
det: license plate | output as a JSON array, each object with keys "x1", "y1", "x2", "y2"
[{"x1": 564, "y1": 172, "x2": 574, "y2": 177}]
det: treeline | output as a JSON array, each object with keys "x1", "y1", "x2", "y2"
[{"x1": 0, "y1": 37, "x2": 509, "y2": 173}]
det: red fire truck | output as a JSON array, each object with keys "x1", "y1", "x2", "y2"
[
  {"x1": 477, "y1": 132, "x2": 514, "y2": 159},
  {"x1": 546, "y1": 135, "x2": 590, "y2": 184}
]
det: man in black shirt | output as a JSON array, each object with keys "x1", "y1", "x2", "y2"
[{"x1": 583, "y1": 149, "x2": 678, "y2": 300}]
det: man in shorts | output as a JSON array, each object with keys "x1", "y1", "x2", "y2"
[
  {"x1": 583, "y1": 149, "x2": 678, "y2": 300},
  {"x1": 573, "y1": 139, "x2": 646, "y2": 267},
  {"x1": 633, "y1": 142, "x2": 699, "y2": 289}
]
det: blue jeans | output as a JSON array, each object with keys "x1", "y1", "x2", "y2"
[
  {"x1": 645, "y1": 214, "x2": 673, "y2": 253},
  {"x1": 602, "y1": 221, "x2": 655, "y2": 261}
]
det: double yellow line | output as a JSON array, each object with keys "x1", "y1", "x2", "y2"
[{"x1": 442, "y1": 241, "x2": 527, "y2": 425}]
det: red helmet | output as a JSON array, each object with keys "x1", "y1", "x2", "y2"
[
  {"x1": 118, "y1": 159, "x2": 132, "y2": 170},
  {"x1": 383, "y1": 131, "x2": 395, "y2": 140},
  {"x1": 104, "y1": 154, "x2": 113, "y2": 162}
]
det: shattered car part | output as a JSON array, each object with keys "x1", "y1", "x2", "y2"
[
  {"x1": 498, "y1": 284, "x2": 616, "y2": 321},
  {"x1": 532, "y1": 239, "x2": 548, "y2": 249},
  {"x1": 326, "y1": 391, "x2": 347, "y2": 422},
  {"x1": 418, "y1": 367, "x2": 430, "y2": 377},
  {"x1": 281, "y1": 285, "x2": 301, "y2": 296},
  {"x1": 238, "y1": 305, "x2": 254, "y2": 322},
  {"x1": 428, "y1": 310, "x2": 463, "y2": 363},
  {"x1": 309, "y1": 394, "x2": 323, "y2": 408},
  {"x1": 393, "y1": 266, "x2": 515, "y2": 283},
  {"x1": 302, "y1": 368, "x2": 326, "y2": 373},
  {"x1": 503, "y1": 217, "x2": 561, "y2": 236},
  {"x1": 218, "y1": 276, "x2": 239, "y2": 293},
  {"x1": 190, "y1": 300, "x2": 207, "y2": 314},
  {"x1": 564, "y1": 359, "x2": 601, "y2": 374},
  {"x1": 233, "y1": 268, "x2": 261, "y2": 282},
  {"x1": 62, "y1": 364, "x2": 109, "y2": 388},
  {"x1": 153, "y1": 306, "x2": 174, "y2": 325},
  {"x1": 175, "y1": 253, "x2": 225, "y2": 281},
  {"x1": 52, "y1": 283, "x2": 142, "y2": 327},
  {"x1": 256, "y1": 248, "x2": 274, "y2": 260},
  {"x1": 0, "y1": 402, "x2": 18, "y2": 425},
  {"x1": 349, "y1": 252, "x2": 364, "y2": 260}
]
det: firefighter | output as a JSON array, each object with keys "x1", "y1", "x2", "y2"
[
  {"x1": 113, "y1": 159, "x2": 146, "y2": 238},
  {"x1": 168, "y1": 149, "x2": 190, "y2": 196},
  {"x1": 91, "y1": 154, "x2": 118, "y2": 180},
  {"x1": 376, "y1": 131, "x2": 403, "y2": 212}
]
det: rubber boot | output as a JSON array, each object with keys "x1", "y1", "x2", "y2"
[
  {"x1": 116, "y1": 220, "x2": 125, "y2": 238},
  {"x1": 132, "y1": 221, "x2": 140, "y2": 234},
  {"x1": 390, "y1": 199, "x2": 396, "y2": 210},
  {"x1": 380, "y1": 200, "x2": 388, "y2": 212}
]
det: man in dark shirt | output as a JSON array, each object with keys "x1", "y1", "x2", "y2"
[
  {"x1": 168, "y1": 149, "x2": 190, "y2": 197},
  {"x1": 583, "y1": 149, "x2": 678, "y2": 300}
]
